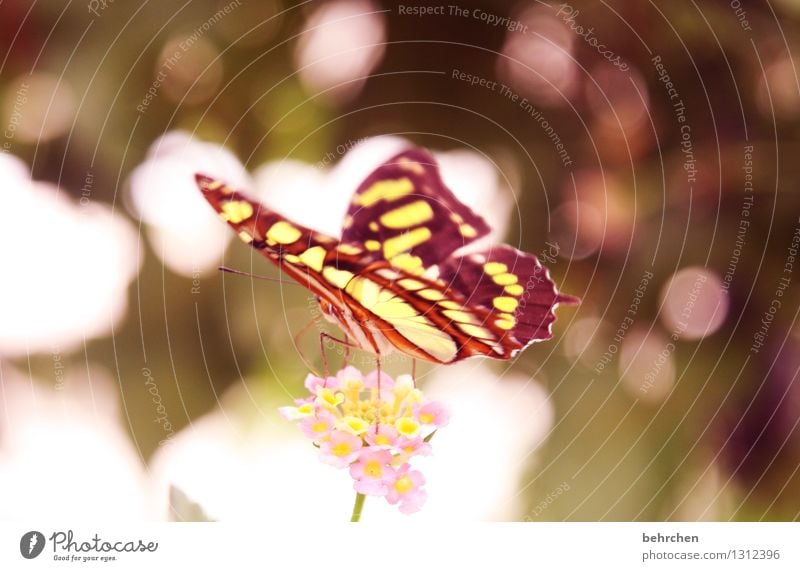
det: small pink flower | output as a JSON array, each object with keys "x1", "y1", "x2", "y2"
[
  {"x1": 280, "y1": 366, "x2": 449, "y2": 515},
  {"x1": 395, "y1": 436, "x2": 432, "y2": 458},
  {"x1": 304, "y1": 373, "x2": 340, "y2": 395},
  {"x1": 336, "y1": 366, "x2": 364, "y2": 388},
  {"x1": 349, "y1": 449, "x2": 396, "y2": 496},
  {"x1": 299, "y1": 409, "x2": 336, "y2": 440},
  {"x1": 386, "y1": 465, "x2": 427, "y2": 514},
  {"x1": 417, "y1": 402, "x2": 450, "y2": 427},
  {"x1": 363, "y1": 424, "x2": 399, "y2": 449},
  {"x1": 278, "y1": 401, "x2": 314, "y2": 421},
  {"x1": 319, "y1": 430, "x2": 362, "y2": 468},
  {"x1": 363, "y1": 369, "x2": 394, "y2": 394}
]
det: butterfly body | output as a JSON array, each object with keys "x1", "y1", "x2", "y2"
[{"x1": 196, "y1": 148, "x2": 576, "y2": 364}]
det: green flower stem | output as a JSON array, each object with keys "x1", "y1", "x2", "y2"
[{"x1": 350, "y1": 492, "x2": 366, "y2": 522}]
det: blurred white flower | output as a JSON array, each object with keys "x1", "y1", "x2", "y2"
[
  {"x1": 127, "y1": 131, "x2": 252, "y2": 276},
  {"x1": 0, "y1": 365, "x2": 151, "y2": 521},
  {"x1": 295, "y1": 0, "x2": 387, "y2": 103},
  {"x1": 253, "y1": 136, "x2": 411, "y2": 237},
  {"x1": 435, "y1": 149, "x2": 513, "y2": 247},
  {"x1": 150, "y1": 364, "x2": 553, "y2": 521},
  {"x1": 149, "y1": 386, "x2": 353, "y2": 522},
  {"x1": 0, "y1": 154, "x2": 139, "y2": 355},
  {"x1": 378, "y1": 363, "x2": 555, "y2": 521},
  {"x1": 252, "y1": 160, "x2": 333, "y2": 234},
  {"x1": 0, "y1": 150, "x2": 29, "y2": 180}
]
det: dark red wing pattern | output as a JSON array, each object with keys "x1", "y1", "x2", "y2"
[
  {"x1": 340, "y1": 149, "x2": 491, "y2": 275},
  {"x1": 439, "y1": 245, "x2": 578, "y2": 348}
]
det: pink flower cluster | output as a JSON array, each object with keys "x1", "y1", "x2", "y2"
[{"x1": 280, "y1": 366, "x2": 449, "y2": 514}]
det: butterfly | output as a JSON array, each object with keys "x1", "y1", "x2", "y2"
[{"x1": 196, "y1": 148, "x2": 577, "y2": 365}]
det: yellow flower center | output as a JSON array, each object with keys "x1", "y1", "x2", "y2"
[
  {"x1": 395, "y1": 417, "x2": 420, "y2": 438},
  {"x1": 341, "y1": 399, "x2": 393, "y2": 424},
  {"x1": 339, "y1": 416, "x2": 369, "y2": 435},
  {"x1": 317, "y1": 388, "x2": 344, "y2": 408},
  {"x1": 311, "y1": 421, "x2": 328, "y2": 433},
  {"x1": 394, "y1": 475, "x2": 414, "y2": 494},
  {"x1": 364, "y1": 461, "x2": 382, "y2": 478},
  {"x1": 332, "y1": 442, "x2": 352, "y2": 457},
  {"x1": 344, "y1": 377, "x2": 363, "y2": 391}
]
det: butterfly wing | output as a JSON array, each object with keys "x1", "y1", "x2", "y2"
[
  {"x1": 195, "y1": 173, "x2": 474, "y2": 361},
  {"x1": 439, "y1": 245, "x2": 578, "y2": 351},
  {"x1": 340, "y1": 149, "x2": 491, "y2": 275},
  {"x1": 339, "y1": 150, "x2": 577, "y2": 359},
  {"x1": 338, "y1": 253, "x2": 577, "y2": 364},
  {"x1": 195, "y1": 174, "x2": 361, "y2": 309},
  {"x1": 196, "y1": 145, "x2": 577, "y2": 365},
  {"x1": 336, "y1": 264, "x2": 508, "y2": 363}
]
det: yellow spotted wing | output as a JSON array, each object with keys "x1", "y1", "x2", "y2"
[
  {"x1": 195, "y1": 148, "x2": 576, "y2": 364},
  {"x1": 340, "y1": 149, "x2": 491, "y2": 275}
]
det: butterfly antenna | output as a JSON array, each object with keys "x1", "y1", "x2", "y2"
[{"x1": 218, "y1": 266, "x2": 301, "y2": 286}]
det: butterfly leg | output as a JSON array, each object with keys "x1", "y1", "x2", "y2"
[
  {"x1": 293, "y1": 317, "x2": 323, "y2": 376},
  {"x1": 319, "y1": 332, "x2": 361, "y2": 377},
  {"x1": 411, "y1": 358, "x2": 417, "y2": 386},
  {"x1": 342, "y1": 334, "x2": 352, "y2": 367},
  {"x1": 375, "y1": 355, "x2": 382, "y2": 434}
]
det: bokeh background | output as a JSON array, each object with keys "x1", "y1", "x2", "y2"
[{"x1": 1, "y1": 0, "x2": 800, "y2": 521}]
